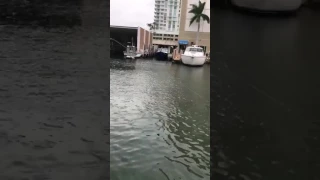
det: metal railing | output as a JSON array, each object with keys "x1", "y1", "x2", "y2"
[{"x1": 110, "y1": 38, "x2": 127, "y2": 48}]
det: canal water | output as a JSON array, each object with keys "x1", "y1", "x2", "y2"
[
  {"x1": 0, "y1": 1, "x2": 109, "y2": 179},
  {"x1": 110, "y1": 59, "x2": 210, "y2": 180},
  {"x1": 212, "y1": 7, "x2": 320, "y2": 180}
]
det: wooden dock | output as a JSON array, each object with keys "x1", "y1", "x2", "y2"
[{"x1": 172, "y1": 49, "x2": 182, "y2": 62}]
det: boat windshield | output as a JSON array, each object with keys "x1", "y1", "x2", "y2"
[
  {"x1": 189, "y1": 48, "x2": 203, "y2": 52},
  {"x1": 157, "y1": 48, "x2": 168, "y2": 53}
]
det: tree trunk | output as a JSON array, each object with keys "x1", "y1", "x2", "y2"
[{"x1": 196, "y1": 21, "x2": 200, "y2": 45}]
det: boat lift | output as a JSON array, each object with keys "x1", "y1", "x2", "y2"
[{"x1": 110, "y1": 38, "x2": 136, "y2": 59}]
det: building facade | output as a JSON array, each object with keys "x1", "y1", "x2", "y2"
[
  {"x1": 178, "y1": 0, "x2": 210, "y2": 52},
  {"x1": 110, "y1": 26, "x2": 153, "y2": 55},
  {"x1": 138, "y1": 27, "x2": 153, "y2": 53},
  {"x1": 153, "y1": 0, "x2": 181, "y2": 46}
]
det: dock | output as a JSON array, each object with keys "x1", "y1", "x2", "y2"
[{"x1": 172, "y1": 49, "x2": 182, "y2": 63}]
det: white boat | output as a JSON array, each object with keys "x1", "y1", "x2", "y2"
[
  {"x1": 136, "y1": 53, "x2": 142, "y2": 58},
  {"x1": 181, "y1": 45, "x2": 206, "y2": 66},
  {"x1": 124, "y1": 46, "x2": 137, "y2": 59},
  {"x1": 231, "y1": 0, "x2": 303, "y2": 12},
  {"x1": 124, "y1": 52, "x2": 142, "y2": 58}
]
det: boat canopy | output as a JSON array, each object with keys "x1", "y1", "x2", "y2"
[{"x1": 178, "y1": 40, "x2": 189, "y2": 45}]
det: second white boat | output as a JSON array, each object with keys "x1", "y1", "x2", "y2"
[{"x1": 181, "y1": 45, "x2": 206, "y2": 66}]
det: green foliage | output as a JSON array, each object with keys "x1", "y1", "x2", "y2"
[{"x1": 189, "y1": 1, "x2": 210, "y2": 26}]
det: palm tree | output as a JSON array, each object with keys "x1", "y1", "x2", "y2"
[
  {"x1": 147, "y1": 22, "x2": 157, "y2": 38},
  {"x1": 147, "y1": 22, "x2": 156, "y2": 31},
  {"x1": 189, "y1": 1, "x2": 210, "y2": 45}
]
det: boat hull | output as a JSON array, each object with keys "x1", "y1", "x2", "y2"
[
  {"x1": 155, "y1": 52, "x2": 168, "y2": 61},
  {"x1": 181, "y1": 55, "x2": 206, "y2": 66},
  {"x1": 231, "y1": 0, "x2": 302, "y2": 12},
  {"x1": 135, "y1": 53, "x2": 142, "y2": 58},
  {"x1": 125, "y1": 56, "x2": 135, "y2": 59}
]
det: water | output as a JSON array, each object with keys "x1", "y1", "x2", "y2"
[
  {"x1": 0, "y1": 1, "x2": 109, "y2": 179},
  {"x1": 211, "y1": 8, "x2": 320, "y2": 180},
  {"x1": 110, "y1": 59, "x2": 210, "y2": 180}
]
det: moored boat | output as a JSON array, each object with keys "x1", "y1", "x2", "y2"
[
  {"x1": 181, "y1": 45, "x2": 206, "y2": 66},
  {"x1": 155, "y1": 48, "x2": 169, "y2": 61},
  {"x1": 135, "y1": 53, "x2": 142, "y2": 58},
  {"x1": 231, "y1": 0, "x2": 303, "y2": 12},
  {"x1": 124, "y1": 46, "x2": 137, "y2": 59}
]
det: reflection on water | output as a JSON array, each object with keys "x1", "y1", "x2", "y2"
[
  {"x1": 110, "y1": 58, "x2": 136, "y2": 70},
  {"x1": 110, "y1": 59, "x2": 210, "y2": 180}
]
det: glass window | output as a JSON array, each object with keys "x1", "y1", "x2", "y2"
[{"x1": 189, "y1": 48, "x2": 203, "y2": 52}]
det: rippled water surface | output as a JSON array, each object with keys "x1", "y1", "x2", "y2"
[
  {"x1": 110, "y1": 59, "x2": 210, "y2": 180},
  {"x1": 211, "y1": 8, "x2": 320, "y2": 180}
]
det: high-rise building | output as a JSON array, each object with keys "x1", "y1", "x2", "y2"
[
  {"x1": 178, "y1": 0, "x2": 210, "y2": 52},
  {"x1": 153, "y1": 0, "x2": 181, "y2": 46}
]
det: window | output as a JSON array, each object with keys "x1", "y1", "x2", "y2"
[{"x1": 188, "y1": 48, "x2": 203, "y2": 52}]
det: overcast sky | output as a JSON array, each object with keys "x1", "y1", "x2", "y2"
[{"x1": 110, "y1": 0, "x2": 155, "y2": 29}]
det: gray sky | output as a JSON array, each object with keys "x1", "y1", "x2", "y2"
[{"x1": 110, "y1": 0, "x2": 155, "y2": 29}]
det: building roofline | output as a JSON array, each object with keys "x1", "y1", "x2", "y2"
[{"x1": 110, "y1": 25, "x2": 138, "y2": 30}]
